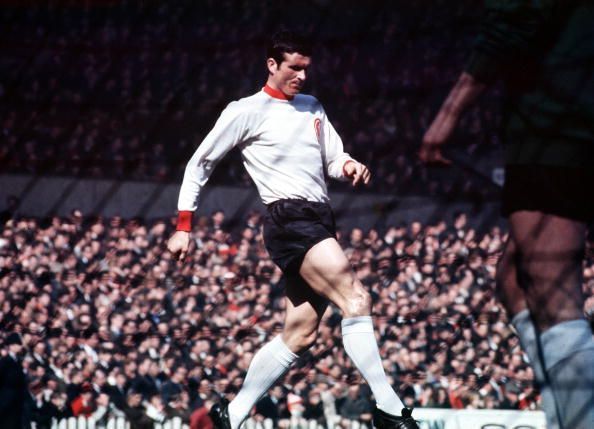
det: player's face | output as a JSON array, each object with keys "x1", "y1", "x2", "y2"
[{"x1": 267, "y1": 52, "x2": 311, "y2": 97}]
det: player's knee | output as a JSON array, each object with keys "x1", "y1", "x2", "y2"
[
  {"x1": 299, "y1": 330, "x2": 319, "y2": 352},
  {"x1": 344, "y1": 282, "x2": 371, "y2": 317},
  {"x1": 284, "y1": 329, "x2": 318, "y2": 354}
]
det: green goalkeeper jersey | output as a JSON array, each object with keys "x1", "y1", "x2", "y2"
[{"x1": 466, "y1": 0, "x2": 594, "y2": 167}]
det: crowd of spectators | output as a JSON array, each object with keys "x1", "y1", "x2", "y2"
[
  {"x1": 2, "y1": 207, "x2": 594, "y2": 427},
  {"x1": 0, "y1": 0, "x2": 502, "y2": 201}
]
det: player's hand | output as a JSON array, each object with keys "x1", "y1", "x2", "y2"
[
  {"x1": 419, "y1": 142, "x2": 451, "y2": 165},
  {"x1": 419, "y1": 111, "x2": 458, "y2": 165},
  {"x1": 167, "y1": 230, "x2": 190, "y2": 261},
  {"x1": 344, "y1": 160, "x2": 371, "y2": 186}
]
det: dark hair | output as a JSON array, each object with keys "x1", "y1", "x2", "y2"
[{"x1": 267, "y1": 30, "x2": 312, "y2": 65}]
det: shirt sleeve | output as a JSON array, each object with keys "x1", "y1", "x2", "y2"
[
  {"x1": 318, "y1": 105, "x2": 354, "y2": 181},
  {"x1": 177, "y1": 102, "x2": 250, "y2": 212},
  {"x1": 465, "y1": 0, "x2": 557, "y2": 84}
]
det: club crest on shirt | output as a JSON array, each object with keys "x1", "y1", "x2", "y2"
[{"x1": 314, "y1": 118, "x2": 321, "y2": 142}]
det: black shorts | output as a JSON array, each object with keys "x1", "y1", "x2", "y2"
[
  {"x1": 502, "y1": 164, "x2": 594, "y2": 222},
  {"x1": 263, "y1": 199, "x2": 336, "y2": 275}
]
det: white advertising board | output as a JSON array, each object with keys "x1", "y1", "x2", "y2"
[{"x1": 414, "y1": 408, "x2": 546, "y2": 429}]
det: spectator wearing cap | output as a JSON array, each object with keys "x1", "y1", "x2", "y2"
[{"x1": 0, "y1": 332, "x2": 27, "y2": 429}]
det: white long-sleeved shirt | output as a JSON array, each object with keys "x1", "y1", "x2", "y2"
[{"x1": 177, "y1": 86, "x2": 354, "y2": 212}]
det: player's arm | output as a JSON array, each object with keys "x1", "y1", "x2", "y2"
[
  {"x1": 168, "y1": 103, "x2": 249, "y2": 260},
  {"x1": 420, "y1": 72, "x2": 486, "y2": 164},
  {"x1": 319, "y1": 107, "x2": 371, "y2": 186},
  {"x1": 421, "y1": 0, "x2": 556, "y2": 164}
]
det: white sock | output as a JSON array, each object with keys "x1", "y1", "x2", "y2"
[
  {"x1": 540, "y1": 319, "x2": 594, "y2": 370},
  {"x1": 511, "y1": 309, "x2": 560, "y2": 429},
  {"x1": 540, "y1": 319, "x2": 594, "y2": 429},
  {"x1": 228, "y1": 335, "x2": 298, "y2": 429},
  {"x1": 341, "y1": 316, "x2": 405, "y2": 415}
]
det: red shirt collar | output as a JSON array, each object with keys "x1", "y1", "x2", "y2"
[{"x1": 263, "y1": 84, "x2": 294, "y2": 101}]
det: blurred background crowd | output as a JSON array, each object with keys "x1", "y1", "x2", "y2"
[
  {"x1": 2, "y1": 208, "x2": 593, "y2": 427},
  {"x1": 0, "y1": 0, "x2": 502, "y2": 202}
]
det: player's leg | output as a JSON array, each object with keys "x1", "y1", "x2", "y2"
[
  {"x1": 509, "y1": 211, "x2": 585, "y2": 328},
  {"x1": 299, "y1": 238, "x2": 369, "y2": 317},
  {"x1": 496, "y1": 236, "x2": 560, "y2": 429},
  {"x1": 496, "y1": 237, "x2": 529, "y2": 317},
  {"x1": 281, "y1": 275, "x2": 329, "y2": 353},
  {"x1": 509, "y1": 211, "x2": 594, "y2": 429},
  {"x1": 226, "y1": 277, "x2": 327, "y2": 429},
  {"x1": 299, "y1": 237, "x2": 413, "y2": 425}
]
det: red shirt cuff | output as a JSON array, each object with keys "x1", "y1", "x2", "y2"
[{"x1": 176, "y1": 211, "x2": 193, "y2": 232}]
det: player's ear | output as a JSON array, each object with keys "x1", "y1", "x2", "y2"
[{"x1": 266, "y1": 58, "x2": 278, "y2": 74}]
